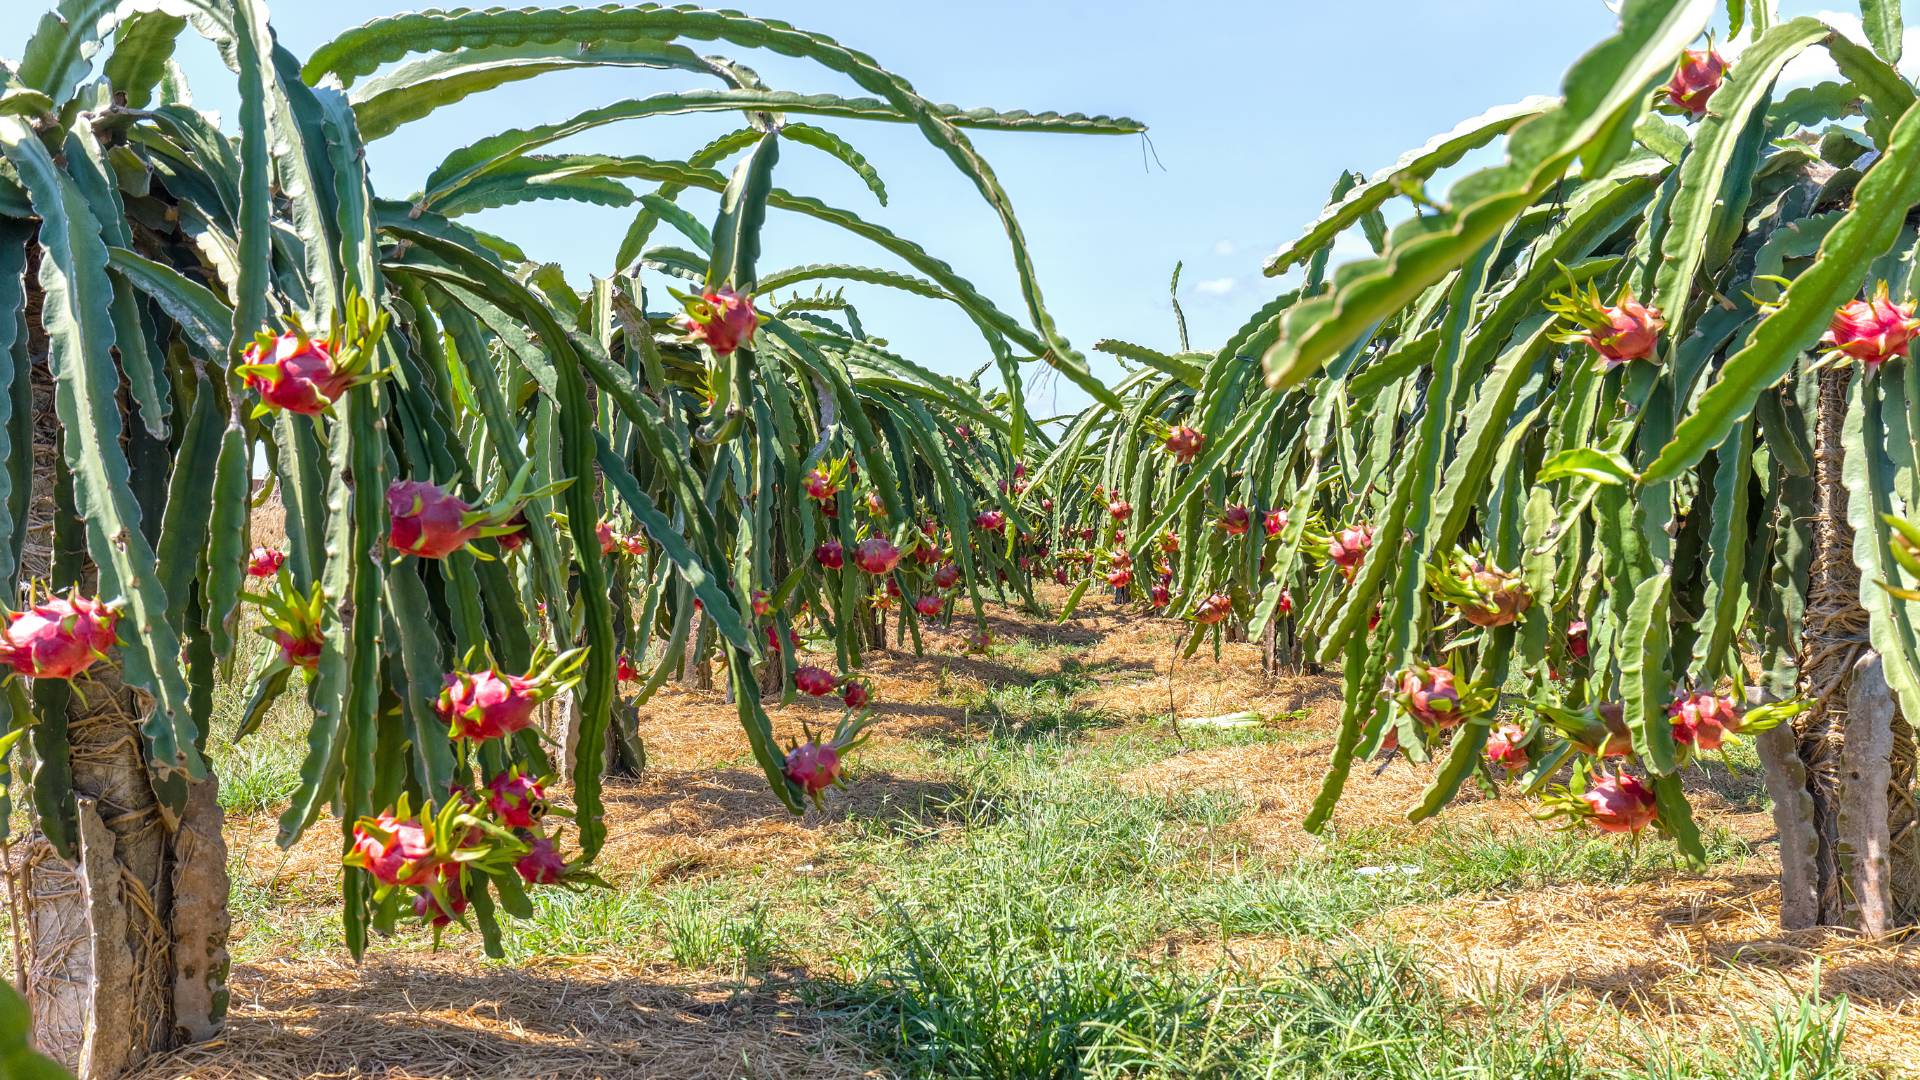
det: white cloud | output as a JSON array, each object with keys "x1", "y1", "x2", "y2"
[
  {"x1": 1732, "y1": 11, "x2": 1920, "y2": 87},
  {"x1": 1211, "y1": 239, "x2": 1237, "y2": 256},
  {"x1": 1192, "y1": 276, "x2": 1237, "y2": 296}
]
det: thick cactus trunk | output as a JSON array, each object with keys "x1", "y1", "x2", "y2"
[
  {"x1": 1780, "y1": 368, "x2": 1920, "y2": 930},
  {"x1": 11, "y1": 322, "x2": 230, "y2": 1076}
]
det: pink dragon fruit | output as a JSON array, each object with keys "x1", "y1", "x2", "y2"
[
  {"x1": 388, "y1": 480, "x2": 483, "y2": 560},
  {"x1": 516, "y1": 836, "x2": 567, "y2": 884},
  {"x1": 437, "y1": 669, "x2": 542, "y2": 741},
  {"x1": 596, "y1": 519, "x2": 619, "y2": 555},
  {"x1": 1194, "y1": 592, "x2": 1233, "y2": 625},
  {"x1": 1329, "y1": 524, "x2": 1374, "y2": 578},
  {"x1": 1585, "y1": 295, "x2": 1664, "y2": 367},
  {"x1": 1822, "y1": 284, "x2": 1920, "y2": 370},
  {"x1": 0, "y1": 592, "x2": 120, "y2": 681},
  {"x1": 853, "y1": 537, "x2": 902, "y2": 575},
  {"x1": 1665, "y1": 48, "x2": 1726, "y2": 116},
  {"x1": 815, "y1": 538, "x2": 845, "y2": 570},
  {"x1": 1567, "y1": 619, "x2": 1590, "y2": 660},
  {"x1": 413, "y1": 879, "x2": 469, "y2": 927},
  {"x1": 239, "y1": 332, "x2": 356, "y2": 415},
  {"x1": 274, "y1": 628, "x2": 323, "y2": 672},
  {"x1": 621, "y1": 532, "x2": 647, "y2": 556},
  {"x1": 247, "y1": 546, "x2": 286, "y2": 578},
  {"x1": 1277, "y1": 588, "x2": 1294, "y2": 616},
  {"x1": 1108, "y1": 499, "x2": 1132, "y2": 522},
  {"x1": 486, "y1": 772, "x2": 547, "y2": 829},
  {"x1": 804, "y1": 465, "x2": 838, "y2": 502},
  {"x1": 347, "y1": 811, "x2": 441, "y2": 888},
  {"x1": 766, "y1": 623, "x2": 799, "y2": 656},
  {"x1": 1218, "y1": 505, "x2": 1250, "y2": 537},
  {"x1": 1150, "y1": 583, "x2": 1170, "y2": 608},
  {"x1": 784, "y1": 741, "x2": 843, "y2": 796},
  {"x1": 1107, "y1": 568, "x2": 1133, "y2": 589},
  {"x1": 1263, "y1": 510, "x2": 1287, "y2": 538},
  {"x1": 1396, "y1": 665, "x2": 1461, "y2": 729},
  {"x1": 842, "y1": 680, "x2": 870, "y2": 709},
  {"x1": 976, "y1": 509, "x2": 1006, "y2": 532},
  {"x1": 1485, "y1": 723, "x2": 1530, "y2": 772},
  {"x1": 933, "y1": 562, "x2": 962, "y2": 590},
  {"x1": 913, "y1": 595, "x2": 943, "y2": 617},
  {"x1": 1440, "y1": 555, "x2": 1533, "y2": 628},
  {"x1": 1163, "y1": 424, "x2": 1204, "y2": 463},
  {"x1": 495, "y1": 511, "x2": 529, "y2": 553},
  {"x1": 1668, "y1": 690, "x2": 1742, "y2": 751},
  {"x1": 617, "y1": 654, "x2": 639, "y2": 682},
  {"x1": 794, "y1": 665, "x2": 838, "y2": 698},
  {"x1": 1582, "y1": 772, "x2": 1658, "y2": 834},
  {"x1": 751, "y1": 589, "x2": 772, "y2": 617},
  {"x1": 681, "y1": 287, "x2": 758, "y2": 355}
]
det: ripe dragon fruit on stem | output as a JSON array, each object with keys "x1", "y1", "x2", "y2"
[
  {"x1": 247, "y1": 547, "x2": 286, "y2": 578},
  {"x1": 1665, "y1": 47, "x2": 1726, "y2": 116},
  {"x1": 1218, "y1": 505, "x2": 1250, "y2": 537},
  {"x1": 1108, "y1": 499, "x2": 1132, "y2": 522},
  {"x1": 804, "y1": 464, "x2": 839, "y2": 502},
  {"x1": 0, "y1": 592, "x2": 120, "y2": 681},
  {"x1": 842, "y1": 680, "x2": 871, "y2": 709},
  {"x1": 1263, "y1": 510, "x2": 1287, "y2": 538},
  {"x1": 678, "y1": 286, "x2": 758, "y2": 356},
  {"x1": 1668, "y1": 690, "x2": 1742, "y2": 752},
  {"x1": 975, "y1": 509, "x2": 1006, "y2": 533},
  {"x1": 1431, "y1": 550, "x2": 1532, "y2": 628},
  {"x1": 347, "y1": 810, "x2": 444, "y2": 889},
  {"x1": 1194, "y1": 592, "x2": 1233, "y2": 625},
  {"x1": 913, "y1": 595, "x2": 943, "y2": 617},
  {"x1": 1546, "y1": 280, "x2": 1664, "y2": 370},
  {"x1": 1485, "y1": 723, "x2": 1530, "y2": 772},
  {"x1": 486, "y1": 770, "x2": 548, "y2": 829},
  {"x1": 437, "y1": 648, "x2": 585, "y2": 741},
  {"x1": 412, "y1": 878, "x2": 469, "y2": 927},
  {"x1": 389, "y1": 462, "x2": 563, "y2": 562},
  {"x1": 1327, "y1": 524, "x2": 1374, "y2": 579},
  {"x1": 1395, "y1": 665, "x2": 1464, "y2": 730},
  {"x1": 1163, "y1": 424, "x2": 1204, "y2": 463},
  {"x1": 1581, "y1": 771, "x2": 1658, "y2": 834},
  {"x1": 784, "y1": 741, "x2": 843, "y2": 798},
  {"x1": 515, "y1": 836, "x2": 568, "y2": 885},
  {"x1": 794, "y1": 664, "x2": 838, "y2": 698},
  {"x1": 853, "y1": 537, "x2": 901, "y2": 575},
  {"x1": 1821, "y1": 282, "x2": 1920, "y2": 371},
  {"x1": 815, "y1": 538, "x2": 845, "y2": 570},
  {"x1": 237, "y1": 294, "x2": 387, "y2": 416},
  {"x1": 933, "y1": 561, "x2": 961, "y2": 590}
]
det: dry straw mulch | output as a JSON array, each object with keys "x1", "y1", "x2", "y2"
[
  {"x1": 130, "y1": 591, "x2": 1920, "y2": 1075},
  {"x1": 130, "y1": 955, "x2": 881, "y2": 1080}
]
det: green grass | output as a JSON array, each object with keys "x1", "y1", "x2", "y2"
[{"x1": 191, "y1": 612, "x2": 1887, "y2": 1078}]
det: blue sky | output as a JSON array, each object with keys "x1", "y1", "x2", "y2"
[{"x1": 0, "y1": 2, "x2": 1891, "y2": 415}]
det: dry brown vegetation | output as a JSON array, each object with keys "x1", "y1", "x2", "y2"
[{"x1": 127, "y1": 592, "x2": 1920, "y2": 1078}]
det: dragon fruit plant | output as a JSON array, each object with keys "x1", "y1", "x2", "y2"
[{"x1": 0, "y1": 0, "x2": 1141, "y2": 1068}]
